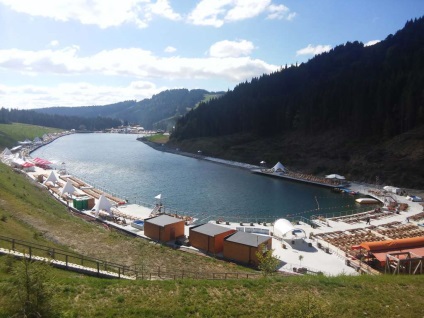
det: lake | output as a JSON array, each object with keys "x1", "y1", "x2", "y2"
[{"x1": 32, "y1": 133, "x2": 367, "y2": 222}]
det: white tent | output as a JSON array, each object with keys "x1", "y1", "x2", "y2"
[
  {"x1": 325, "y1": 174, "x2": 345, "y2": 180},
  {"x1": 383, "y1": 186, "x2": 401, "y2": 195},
  {"x1": 272, "y1": 162, "x2": 287, "y2": 173},
  {"x1": 1, "y1": 148, "x2": 12, "y2": 157},
  {"x1": 60, "y1": 180, "x2": 76, "y2": 197},
  {"x1": 154, "y1": 194, "x2": 162, "y2": 200},
  {"x1": 93, "y1": 194, "x2": 113, "y2": 217},
  {"x1": 44, "y1": 171, "x2": 59, "y2": 185},
  {"x1": 273, "y1": 218, "x2": 306, "y2": 239}
]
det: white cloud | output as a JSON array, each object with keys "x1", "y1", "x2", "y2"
[
  {"x1": 296, "y1": 44, "x2": 332, "y2": 56},
  {"x1": 188, "y1": 0, "x2": 295, "y2": 27},
  {"x1": 0, "y1": 0, "x2": 181, "y2": 29},
  {"x1": 49, "y1": 40, "x2": 60, "y2": 47},
  {"x1": 267, "y1": 4, "x2": 290, "y2": 20},
  {"x1": 208, "y1": 40, "x2": 254, "y2": 58},
  {"x1": 364, "y1": 40, "x2": 380, "y2": 47},
  {"x1": 0, "y1": 81, "x2": 166, "y2": 109},
  {"x1": 0, "y1": 46, "x2": 278, "y2": 82},
  {"x1": 164, "y1": 46, "x2": 177, "y2": 53}
]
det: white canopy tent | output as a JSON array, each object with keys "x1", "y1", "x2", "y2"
[
  {"x1": 44, "y1": 171, "x2": 59, "y2": 186},
  {"x1": 1, "y1": 148, "x2": 12, "y2": 157},
  {"x1": 271, "y1": 162, "x2": 287, "y2": 173},
  {"x1": 93, "y1": 194, "x2": 113, "y2": 217},
  {"x1": 325, "y1": 174, "x2": 345, "y2": 180},
  {"x1": 60, "y1": 180, "x2": 76, "y2": 197},
  {"x1": 273, "y1": 218, "x2": 306, "y2": 239}
]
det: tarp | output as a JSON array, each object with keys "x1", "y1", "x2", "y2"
[
  {"x1": 61, "y1": 180, "x2": 76, "y2": 197},
  {"x1": 272, "y1": 162, "x2": 286, "y2": 173},
  {"x1": 93, "y1": 194, "x2": 113, "y2": 216},
  {"x1": 360, "y1": 237, "x2": 424, "y2": 253},
  {"x1": 273, "y1": 218, "x2": 306, "y2": 239},
  {"x1": 33, "y1": 157, "x2": 52, "y2": 165},
  {"x1": 22, "y1": 162, "x2": 35, "y2": 168}
]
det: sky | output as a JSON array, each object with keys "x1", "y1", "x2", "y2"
[{"x1": 0, "y1": 1, "x2": 423, "y2": 109}]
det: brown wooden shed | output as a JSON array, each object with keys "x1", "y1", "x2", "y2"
[
  {"x1": 189, "y1": 223, "x2": 236, "y2": 254},
  {"x1": 144, "y1": 215, "x2": 185, "y2": 242},
  {"x1": 223, "y1": 231, "x2": 272, "y2": 266}
]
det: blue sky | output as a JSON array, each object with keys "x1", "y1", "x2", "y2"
[{"x1": 0, "y1": 0, "x2": 423, "y2": 109}]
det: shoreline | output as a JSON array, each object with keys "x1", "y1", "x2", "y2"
[
  {"x1": 6, "y1": 135, "x2": 424, "y2": 276},
  {"x1": 138, "y1": 138, "x2": 424, "y2": 198}
]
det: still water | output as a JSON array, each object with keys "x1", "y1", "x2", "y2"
[{"x1": 32, "y1": 133, "x2": 366, "y2": 221}]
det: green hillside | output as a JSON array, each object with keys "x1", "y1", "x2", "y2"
[
  {"x1": 0, "y1": 123, "x2": 62, "y2": 150},
  {"x1": 35, "y1": 89, "x2": 224, "y2": 131},
  {"x1": 170, "y1": 17, "x2": 424, "y2": 188}
]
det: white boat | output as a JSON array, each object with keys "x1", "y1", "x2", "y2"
[{"x1": 355, "y1": 198, "x2": 379, "y2": 204}]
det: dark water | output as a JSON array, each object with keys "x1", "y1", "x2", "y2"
[{"x1": 32, "y1": 133, "x2": 366, "y2": 221}]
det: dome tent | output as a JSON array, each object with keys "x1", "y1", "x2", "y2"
[{"x1": 273, "y1": 218, "x2": 306, "y2": 239}]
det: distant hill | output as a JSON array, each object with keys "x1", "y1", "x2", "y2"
[
  {"x1": 170, "y1": 17, "x2": 424, "y2": 188},
  {"x1": 35, "y1": 89, "x2": 224, "y2": 130}
]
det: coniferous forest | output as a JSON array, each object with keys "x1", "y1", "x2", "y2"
[
  {"x1": 170, "y1": 18, "x2": 424, "y2": 188},
  {"x1": 173, "y1": 18, "x2": 424, "y2": 140},
  {"x1": 0, "y1": 108, "x2": 121, "y2": 131}
]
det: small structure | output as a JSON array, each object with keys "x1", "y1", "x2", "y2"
[
  {"x1": 92, "y1": 194, "x2": 113, "y2": 217},
  {"x1": 44, "y1": 171, "x2": 59, "y2": 187},
  {"x1": 271, "y1": 162, "x2": 286, "y2": 173},
  {"x1": 223, "y1": 231, "x2": 272, "y2": 266},
  {"x1": 273, "y1": 218, "x2": 306, "y2": 240},
  {"x1": 144, "y1": 215, "x2": 185, "y2": 243},
  {"x1": 189, "y1": 223, "x2": 235, "y2": 254},
  {"x1": 60, "y1": 180, "x2": 76, "y2": 197},
  {"x1": 358, "y1": 237, "x2": 424, "y2": 274}
]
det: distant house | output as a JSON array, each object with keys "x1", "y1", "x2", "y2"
[
  {"x1": 144, "y1": 215, "x2": 185, "y2": 242},
  {"x1": 189, "y1": 223, "x2": 235, "y2": 254},
  {"x1": 223, "y1": 231, "x2": 272, "y2": 266}
]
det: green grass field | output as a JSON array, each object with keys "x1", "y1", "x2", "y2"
[
  {"x1": 146, "y1": 133, "x2": 170, "y2": 144},
  {"x1": 0, "y1": 257, "x2": 423, "y2": 317},
  {"x1": 0, "y1": 123, "x2": 62, "y2": 150}
]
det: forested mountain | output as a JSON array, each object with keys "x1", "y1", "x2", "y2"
[
  {"x1": 0, "y1": 108, "x2": 121, "y2": 131},
  {"x1": 36, "y1": 89, "x2": 223, "y2": 130},
  {"x1": 170, "y1": 17, "x2": 424, "y2": 188}
]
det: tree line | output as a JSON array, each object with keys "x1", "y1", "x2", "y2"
[
  {"x1": 172, "y1": 17, "x2": 424, "y2": 142},
  {"x1": 0, "y1": 108, "x2": 121, "y2": 131}
]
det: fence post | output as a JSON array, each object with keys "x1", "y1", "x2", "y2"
[
  {"x1": 81, "y1": 256, "x2": 83, "y2": 266},
  {"x1": 65, "y1": 255, "x2": 68, "y2": 268},
  {"x1": 182, "y1": 270, "x2": 184, "y2": 279},
  {"x1": 12, "y1": 239, "x2": 15, "y2": 251},
  {"x1": 118, "y1": 267, "x2": 121, "y2": 279},
  {"x1": 97, "y1": 262, "x2": 100, "y2": 277}
]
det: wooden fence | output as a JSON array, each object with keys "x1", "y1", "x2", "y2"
[{"x1": 0, "y1": 235, "x2": 275, "y2": 280}]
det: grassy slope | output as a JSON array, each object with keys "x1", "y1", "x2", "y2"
[
  {"x1": 0, "y1": 123, "x2": 63, "y2": 150},
  {"x1": 0, "y1": 259, "x2": 423, "y2": 317},
  {"x1": 0, "y1": 162, "x2": 250, "y2": 272}
]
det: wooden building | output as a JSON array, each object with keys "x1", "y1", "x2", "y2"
[
  {"x1": 144, "y1": 215, "x2": 185, "y2": 242},
  {"x1": 223, "y1": 231, "x2": 272, "y2": 266},
  {"x1": 189, "y1": 223, "x2": 236, "y2": 254}
]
